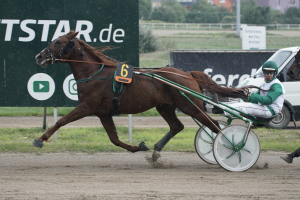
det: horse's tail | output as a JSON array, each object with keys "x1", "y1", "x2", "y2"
[{"x1": 189, "y1": 71, "x2": 246, "y2": 99}]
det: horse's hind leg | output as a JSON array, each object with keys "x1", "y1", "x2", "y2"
[
  {"x1": 152, "y1": 104, "x2": 184, "y2": 161},
  {"x1": 99, "y1": 115, "x2": 149, "y2": 153}
]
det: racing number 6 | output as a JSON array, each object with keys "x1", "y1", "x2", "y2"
[
  {"x1": 115, "y1": 63, "x2": 133, "y2": 83},
  {"x1": 121, "y1": 64, "x2": 128, "y2": 77}
]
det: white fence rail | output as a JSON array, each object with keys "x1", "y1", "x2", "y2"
[{"x1": 140, "y1": 23, "x2": 300, "y2": 30}]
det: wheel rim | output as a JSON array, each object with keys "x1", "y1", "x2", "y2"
[
  {"x1": 195, "y1": 121, "x2": 227, "y2": 165},
  {"x1": 213, "y1": 125, "x2": 260, "y2": 172},
  {"x1": 270, "y1": 111, "x2": 285, "y2": 125}
]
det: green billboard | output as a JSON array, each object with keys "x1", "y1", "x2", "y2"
[{"x1": 0, "y1": 0, "x2": 139, "y2": 107}]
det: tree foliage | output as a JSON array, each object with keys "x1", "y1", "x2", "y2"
[
  {"x1": 189, "y1": 0, "x2": 211, "y2": 13},
  {"x1": 146, "y1": 0, "x2": 300, "y2": 24},
  {"x1": 283, "y1": 7, "x2": 300, "y2": 24},
  {"x1": 186, "y1": 0, "x2": 220, "y2": 23},
  {"x1": 241, "y1": 0, "x2": 271, "y2": 24},
  {"x1": 152, "y1": 0, "x2": 187, "y2": 23},
  {"x1": 139, "y1": 26, "x2": 157, "y2": 53},
  {"x1": 139, "y1": 0, "x2": 152, "y2": 20}
]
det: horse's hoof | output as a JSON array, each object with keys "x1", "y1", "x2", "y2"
[
  {"x1": 32, "y1": 139, "x2": 43, "y2": 148},
  {"x1": 139, "y1": 141, "x2": 150, "y2": 151},
  {"x1": 152, "y1": 150, "x2": 161, "y2": 162},
  {"x1": 154, "y1": 143, "x2": 162, "y2": 151}
]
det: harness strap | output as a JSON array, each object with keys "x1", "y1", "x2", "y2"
[
  {"x1": 112, "y1": 71, "x2": 123, "y2": 116},
  {"x1": 76, "y1": 64, "x2": 113, "y2": 84}
]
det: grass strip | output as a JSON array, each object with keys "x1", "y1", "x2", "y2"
[{"x1": 0, "y1": 127, "x2": 299, "y2": 153}]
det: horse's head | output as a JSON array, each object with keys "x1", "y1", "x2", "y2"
[
  {"x1": 287, "y1": 49, "x2": 300, "y2": 81},
  {"x1": 35, "y1": 30, "x2": 79, "y2": 67}
]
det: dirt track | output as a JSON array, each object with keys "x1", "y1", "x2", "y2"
[
  {"x1": 0, "y1": 151, "x2": 299, "y2": 200},
  {"x1": 1, "y1": 116, "x2": 300, "y2": 199}
]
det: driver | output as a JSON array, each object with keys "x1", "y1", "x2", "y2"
[{"x1": 206, "y1": 61, "x2": 285, "y2": 117}]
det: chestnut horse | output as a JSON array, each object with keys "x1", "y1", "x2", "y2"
[
  {"x1": 34, "y1": 30, "x2": 247, "y2": 157},
  {"x1": 287, "y1": 48, "x2": 300, "y2": 81}
]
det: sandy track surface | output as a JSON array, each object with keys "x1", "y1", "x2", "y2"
[
  {"x1": 0, "y1": 152, "x2": 299, "y2": 200},
  {"x1": 0, "y1": 116, "x2": 299, "y2": 199}
]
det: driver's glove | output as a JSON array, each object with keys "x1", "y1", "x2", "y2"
[{"x1": 244, "y1": 88, "x2": 252, "y2": 97}]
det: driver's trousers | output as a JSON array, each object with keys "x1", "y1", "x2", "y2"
[{"x1": 205, "y1": 101, "x2": 272, "y2": 117}]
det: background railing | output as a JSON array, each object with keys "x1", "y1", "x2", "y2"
[{"x1": 140, "y1": 23, "x2": 300, "y2": 30}]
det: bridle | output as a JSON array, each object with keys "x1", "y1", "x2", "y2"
[{"x1": 44, "y1": 34, "x2": 75, "y2": 64}]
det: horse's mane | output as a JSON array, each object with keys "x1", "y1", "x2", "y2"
[{"x1": 76, "y1": 39, "x2": 119, "y2": 67}]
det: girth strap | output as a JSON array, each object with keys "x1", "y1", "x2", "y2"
[{"x1": 112, "y1": 71, "x2": 123, "y2": 116}]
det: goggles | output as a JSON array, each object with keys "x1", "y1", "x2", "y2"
[{"x1": 263, "y1": 70, "x2": 276, "y2": 75}]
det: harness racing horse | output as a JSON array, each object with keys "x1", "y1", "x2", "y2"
[
  {"x1": 34, "y1": 30, "x2": 248, "y2": 159},
  {"x1": 287, "y1": 49, "x2": 300, "y2": 81}
]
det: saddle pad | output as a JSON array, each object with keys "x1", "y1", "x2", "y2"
[{"x1": 115, "y1": 63, "x2": 133, "y2": 83}]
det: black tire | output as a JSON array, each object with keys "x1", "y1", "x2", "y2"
[{"x1": 265, "y1": 105, "x2": 291, "y2": 129}]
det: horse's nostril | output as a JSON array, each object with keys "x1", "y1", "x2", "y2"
[{"x1": 37, "y1": 54, "x2": 42, "y2": 59}]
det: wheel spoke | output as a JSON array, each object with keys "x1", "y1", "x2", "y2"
[
  {"x1": 222, "y1": 143, "x2": 234, "y2": 150},
  {"x1": 237, "y1": 150, "x2": 242, "y2": 164},
  {"x1": 232, "y1": 134, "x2": 236, "y2": 146},
  {"x1": 203, "y1": 149, "x2": 212, "y2": 155},
  {"x1": 241, "y1": 147, "x2": 253, "y2": 155},
  {"x1": 226, "y1": 150, "x2": 236, "y2": 159},
  {"x1": 201, "y1": 138, "x2": 213, "y2": 145}
]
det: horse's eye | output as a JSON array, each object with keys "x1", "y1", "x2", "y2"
[{"x1": 56, "y1": 41, "x2": 61, "y2": 44}]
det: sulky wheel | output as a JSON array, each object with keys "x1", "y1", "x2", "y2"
[
  {"x1": 194, "y1": 121, "x2": 227, "y2": 165},
  {"x1": 213, "y1": 125, "x2": 260, "y2": 172}
]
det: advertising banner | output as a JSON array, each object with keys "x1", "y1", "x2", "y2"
[
  {"x1": 170, "y1": 50, "x2": 276, "y2": 87},
  {"x1": 0, "y1": 0, "x2": 138, "y2": 107}
]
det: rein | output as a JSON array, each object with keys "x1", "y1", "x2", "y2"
[
  {"x1": 48, "y1": 36, "x2": 228, "y2": 87},
  {"x1": 76, "y1": 64, "x2": 113, "y2": 84},
  {"x1": 45, "y1": 38, "x2": 246, "y2": 96},
  {"x1": 53, "y1": 58, "x2": 105, "y2": 66},
  {"x1": 53, "y1": 58, "x2": 214, "y2": 85},
  {"x1": 56, "y1": 58, "x2": 245, "y2": 95}
]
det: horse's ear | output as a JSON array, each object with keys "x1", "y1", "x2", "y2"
[{"x1": 71, "y1": 31, "x2": 79, "y2": 39}]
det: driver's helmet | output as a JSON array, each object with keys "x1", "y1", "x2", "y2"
[{"x1": 262, "y1": 61, "x2": 278, "y2": 74}]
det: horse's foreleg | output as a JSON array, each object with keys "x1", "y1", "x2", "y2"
[
  {"x1": 99, "y1": 116, "x2": 149, "y2": 153},
  {"x1": 32, "y1": 103, "x2": 94, "y2": 148}
]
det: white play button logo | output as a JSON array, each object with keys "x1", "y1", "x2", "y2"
[
  {"x1": 39, "y1": 83, "x2": 44, "y2": 90},
  {"x1": 27, "y1": 73, "x2": 55, "y2": 101}
]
